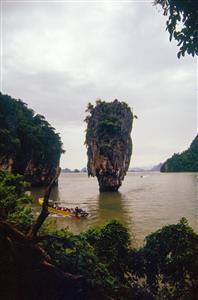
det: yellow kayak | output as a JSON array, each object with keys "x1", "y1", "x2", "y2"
[{"x1": 38, "y1": 198, "x2": 87, "y2": 218}]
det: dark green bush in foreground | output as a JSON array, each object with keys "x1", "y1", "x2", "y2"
[
  {"x1": 41, "y1": 218, "x2": 198, "y2": 300},
  {"x1": 0, "y1": 171, "x2": 198, "y2": 299},
  {"x1": 0, "y1": 171, "x2": 33, "y2": 229}
]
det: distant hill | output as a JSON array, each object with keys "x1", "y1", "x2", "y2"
[
  {"x1": 128, "y1": 167, "x2": 147, "y2": 172},
  {"x1": 63, "y1": 165, "x2": 163, "y2": 173},
  {"x1": 62, "y1": 168, "x2": 83, "y2": 173},
  {"x1": 62, "y1": 168, "x2": 72, "y2": 173},
  {"x1": 129, "y1": 163, "x2": 162, "y2": 172},
  {"x1": 161, "y1": 135, "x2": 198, "y2": 172}
]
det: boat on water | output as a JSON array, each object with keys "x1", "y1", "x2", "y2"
[{"x1": 38, "y1": 198, "x2": 88, "y2": 219}]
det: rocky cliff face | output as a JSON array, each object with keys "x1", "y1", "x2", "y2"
[
  {"x1": 85, "y1": 100, "x2": 133, "y2": 192},
  {"x1": 0, "y1": 157, "x2": 60, "y2": 187},
  {"x1": 0, "y1": 93, "x2": 64, "y2": 186}
]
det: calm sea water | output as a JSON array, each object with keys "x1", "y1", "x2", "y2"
[{"x1": 31, "y1": 172, "x2": 198, "y2": 246}]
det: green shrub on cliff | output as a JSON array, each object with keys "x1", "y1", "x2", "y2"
[
  {"x1": 0, "y1": 93, "x2": 64, "y2": 185},
  {"x1": 161, "y1": 135, "x2": 198, "y2": 172}
]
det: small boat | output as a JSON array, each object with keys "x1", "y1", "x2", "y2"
[{"x1": 38, "y1": 198, "x2": 88, "y2": 219}]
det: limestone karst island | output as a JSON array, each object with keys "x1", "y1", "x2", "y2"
[{"x1": 85, "y1": 100, "x2": 133, "y2": 192}]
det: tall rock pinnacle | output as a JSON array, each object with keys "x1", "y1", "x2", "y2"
[{"x1": 85, "y1": 99, "x2": 133, "y2": 192}]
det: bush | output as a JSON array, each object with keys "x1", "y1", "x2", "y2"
[
  {"x1": 0, "y1": 171, "x2": 33, "y2": 229},
  {"x1": 141, "y1": 217, "x2": 198, "y2": 299}
]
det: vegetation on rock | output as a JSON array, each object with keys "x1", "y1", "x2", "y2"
[
  {"x1": 161, "y1": 135, "x2": 198, "y2": 172},
  {"x1": 85, "y1": 99, "x2": 133, "y2": 192},
  {"x1": 154, "y1": 0, "x2": 198, "y2": 58},
  {"x1": 0, "y1": 92, "x2": 64, "y2": 186}
]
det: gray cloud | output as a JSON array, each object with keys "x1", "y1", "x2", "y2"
[{"x1": 1, "y1": 1, "x2": 197, "y2": 168}]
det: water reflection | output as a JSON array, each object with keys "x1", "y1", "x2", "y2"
[
  {"x1": 88, "y1": 191, "x2": 136, "y2": 244},
  {"x1": 97, "y1": 192, "x2": 127, "y2": 223}
]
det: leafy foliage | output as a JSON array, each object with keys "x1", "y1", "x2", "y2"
[
  {"x1": 0, "y1": 171, "x2": 33, "y2": 229},
  {"x1": 83, "y1": 220, "x2": 130, "y2": 280},
  {"x1": 141, "y1": 217, "x2": 198, "y2": 299},
  {"x1": 161, "y1": 134, "x2": 198, "y2": 172},
  {"x1": 41, "y1": 228, "x2": 119, "y2": 300},
  {"x1": 154, "y1": 0, "x2": 198, "y2": 58},
  {"x1": 41, "y1": 218, "x2": 198, "y2": 299}
]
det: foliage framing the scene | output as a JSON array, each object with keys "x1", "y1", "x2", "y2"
[{"x1": 154, "y1": 0, "x2": 198, "y2": 58}]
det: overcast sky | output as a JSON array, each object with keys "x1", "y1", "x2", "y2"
[{"x1": 1, "y1": 0, "x2": 197, "y2": 169}]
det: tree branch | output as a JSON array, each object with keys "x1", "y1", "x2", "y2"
[{"x1": 27, "y1": 167, "x2": 61, "y2": 241}]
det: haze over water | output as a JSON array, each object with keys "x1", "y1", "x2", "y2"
[{"x1": 32, "y1": 172, "x2": 198, "y2": 246}]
